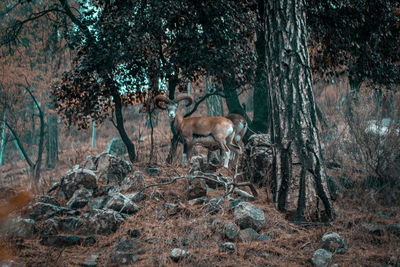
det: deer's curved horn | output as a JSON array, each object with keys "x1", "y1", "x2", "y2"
[
  {"x1": 176, "y1": 94, "x2": 193, "y2": 107},
  {"x1": 154, "y1": 94, "x2": 170, "y2": 110}
]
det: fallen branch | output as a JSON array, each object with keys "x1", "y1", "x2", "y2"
[{"x1": 139, "y1": 173, "x2": 258, "y2": 198}]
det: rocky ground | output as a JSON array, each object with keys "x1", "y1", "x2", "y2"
[{"x1": 0, "y1": 137, "x2": 399, "y2": 266}]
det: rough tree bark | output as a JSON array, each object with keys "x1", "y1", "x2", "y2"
[{"x1": 264, "y1": 0, "x2": 335, "y2": 221}]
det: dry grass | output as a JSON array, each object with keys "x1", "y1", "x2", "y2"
[{"x1": 0, "y1": 84, "x2": 399, "y2": 266}]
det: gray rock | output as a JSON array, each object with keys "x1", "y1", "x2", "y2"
[
  {"x1": 29, "y1": 202, "x2": 61, "y2": 221},
  {"x1": 311, "y1": 249, "x2": 332, "y2": 267},
  {"x1": 234, "y1": 189, "x2": 255, "y2": 201},
  {"x1": 35, "y1": 195, "x2": 59, "y2": 206},
  {"x1": 209, "y1": 218, "x2": 225, "y2": 235},
  {"x1": 59, "y1": 217, "x2": 83, "y2": 233},
  {"x1": 82, "y1": 254, "x2": 98, "y2": 267},
  {"x1": 238, "y1": 228, "x2": 260, "y2": 242},
  {"x1": 188, "y1": 196, "x2": 207, "y2": 205},
  {"x1": 219, "y1": 242, "x2": 236, "y2": 254},
  {"x1": 88, "y1": 197, "x2": 109, "y2": 210},
  {"x1": 106, "y1": 138, "x2": 127, "y2": 157},
  {"x1": 170, "y1": 248, "x2": 190, "y2": 262},
  {"x1": 116, "y1": 239, "x2": 145, "y2": 254},
  {"x1": 67, "y1": 188, "x2": 92, "y2": 209},
  {"x1": 106, "y1": 193, "x2": 139, "y2": 214},
  {"x1": 0, "y1": 260, "x2": 23, "y2": 267},
  {"x1": 60, "y1": 167, "x2": 98, "y2": 200},
  {"x1": 188, "y1": 155, "x2": 206, "y2": 174},
  {"x1": 6, "y1": 217, "x2": 36, "y2": 239},
  {"x1": 186, "y1": 178, "x2": 207, "y2": 200},
  {"x1": 95, "y1": 153, "x2": 132, "y2": 184},
  {"x1": 40, "y1": 217, "x2": 60, "y2": 237},
  {"x1": 40, "y1": 235, "x2": 83, "y2": 247},
  {"x1": 146, "y1": 167, "x2": 160, "y2": 176},
  {"x1": 79, "y1": 209, "x2": 124, "y2": 235},
  {"x1": 239, "y1": 134, "x2": 273, "y2": 187},
  {"x1": 126, "y1": 192, "x2": 146, "y2": 203},
  {"x1": 228, "y1": 198, "x2": 242, "y2": 210},
  {"x1": 360, "y1": 223, "x2": 383, "y2": 236},
  {"x1": 82, "y1": 236, "x2": 97, "y2": 247},
  {"x1": 321, "y1": 232, "x2": 347, "y2": 254},
  {"x1": 110, "y1": 252, "x2": 137, "y2": 265},
  {"x1": 234, "y1": 202, "x2": 266, "y2": 231},
  {"x1": 224, "y1": 222, "x2": 239, "y2": 240}
]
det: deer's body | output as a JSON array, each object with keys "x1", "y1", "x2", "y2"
[{"x1": 155, "y1": 94, "x2": 241, "y2": 168}]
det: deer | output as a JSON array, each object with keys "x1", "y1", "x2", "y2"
[
  {"x1": 154, "y1": 94, "x2": 241, "y2": 168},
  {"x1": 206, "y1": 113, "x2": 247, "y2": 164}
]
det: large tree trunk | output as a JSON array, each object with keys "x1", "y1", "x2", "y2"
[{"x1": 264, "y1": 0, "x2": 335, "y2": 221}]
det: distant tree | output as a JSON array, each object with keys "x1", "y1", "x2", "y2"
[{"x1": 0, "y1": 0, "x2": 69, "y2": 187}]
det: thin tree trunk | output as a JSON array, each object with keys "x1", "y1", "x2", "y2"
[
  {"x1": 0, "y1": 107, "x2": 7, "y2": 166},
  {"x1": 265, "y1": 0, "x2": 335, "y2": 221},
  {"x1": 91, "y1": 120, "x2": 96, "y2": 148},
  {"x1": 46, "y1": 115, "x2": 58, "y2": 169},
  {"x1": 26, "y1": 88, "x2": 45, "y2": 186},
  {"x1": 222, "y1": 78, "x2": 245, "y2": 116},
  {"x1": 206, "y1": 76, "x2": 224, "y2": 117},
  {"x1": 111, "y1": 89, "x2": 136, "y2": 162}
]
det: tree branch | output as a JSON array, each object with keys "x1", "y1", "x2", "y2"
[
  {"x1": 184, "y1": 91, "x2": 225, "y2": 118},
  {"x1": 140, "y1": 173, "x2": 258, "y2": 198},
  {"x1": 5, "y1": 121, "x2": 33, "y2": 168}
]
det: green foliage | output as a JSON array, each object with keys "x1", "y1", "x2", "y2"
[{"x1": 307, "y1": 0, "x2": 400, "y2": 86}]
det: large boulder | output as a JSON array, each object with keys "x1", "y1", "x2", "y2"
[
  {"x1": 106, "y1": 138, "x2": 128, "y2": 157},
  {"x1": 239, "y1": 134, "x2": 273, "y2": 187},
  {"x1": 311, "y1": 249, "x2": 333, "y2": 267},
  {"x1": 186, "y1": 178, "x2": 207, "y2": 200},
  {"x1": 6, "y1": 217, "x2": 36, "y2": 239},
  {"x1": 60, "y1": 167, "x2": 98, "y2": 200},
  {"x1": 95, "y1": 153, "x2": 132, "y2": 184},
  {"x1": 66, "y1": 188, "x2": 93, "y2": 209},
  {"x1": 105, "y1": 193, "x2": 140, "y2": 215},
  {"x1": 234, "y1": 202, "x2": 266, "y2": 231},
  {"x1": 78, "y1": 209, "x2": 124, "y2": 235},
  {"x1": 81, "y1": 153, "x2": 132, "y2": 185},
  {"x1": 29, "y1": 202, "x2": 62, "y2": 221}
]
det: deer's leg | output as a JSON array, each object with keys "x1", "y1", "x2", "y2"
[
  {"x1": 214, "y1": 136, "x2": 230, "y2": 169},
  {"x1": 182, "y1": 139, "x2": 189, "y2": 164}
]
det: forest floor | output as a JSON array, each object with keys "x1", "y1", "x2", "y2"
[{"x1": 1, "y1": 154, "x2": 399, "y2": 267}]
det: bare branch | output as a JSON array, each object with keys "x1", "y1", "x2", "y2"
[
  {"x1": 140, "y1": 173, "x2": 258, "y2": 198},
  {"x1": 184, "y1": 91, "x2": 225, "y2": 118},
  {"x1": 5, "y1": 121, "x2": 33, "y2": 168}
]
